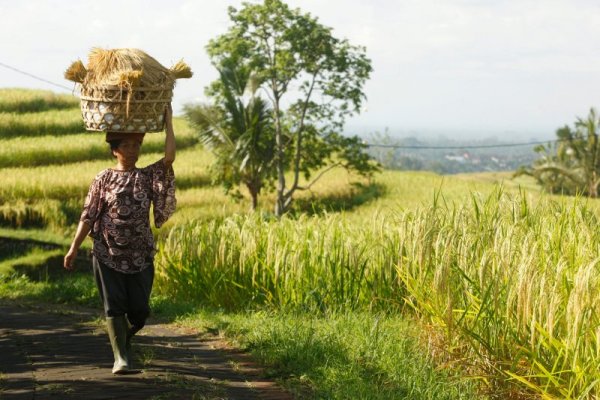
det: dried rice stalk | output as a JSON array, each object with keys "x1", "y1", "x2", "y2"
[
  {"x1": 64, "y1": 60, "x2": 87, "y2": 83},
  {"x1": 170, "y1": 60, "x2": 193, "y2": 79},
  {"x1": 118, "y1": 70, "x2": 143, "y2": 89},
  {"x1": 65, "y1": 48, "x2": 192, "y2": 88},
  {"x1": 84, "y1": 48, "x2": 174, "y2": 88}
]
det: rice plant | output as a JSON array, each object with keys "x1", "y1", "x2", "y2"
[
  {"x1": 156, "y1": 188, "x2": 600, "y2": 398},
  {"x1": 156, "y1": 212, "x2": 405, "y2": 312},
  {"x1": 0, "y1": 146, "x2": 213, "y2": 230},
  {"x1": 395, "y1": 190, "x2": 600, "y2": 399},
  {"x1": 0, "y1": 119, "x2": 199, "y2": 168},
  {"x1": 0, "y1": 109, "x2": 84, "y2": 138},
  {"x1": 0, "y1": 198, "x2": 78, "y2": 230},
  {"x1": 0, "y1": 88, "x2": 78, "y2": 113}
]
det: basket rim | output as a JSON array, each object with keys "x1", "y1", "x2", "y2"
[
  {"x1": 79, "y1": 96, "x2": 171, "y2": 104},
  {"x1": 79, "y1": 84, "x2": 173, "y2": 91}
]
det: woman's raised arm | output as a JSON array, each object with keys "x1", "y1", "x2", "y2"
[{"x1": 164, "y1": 104, "x2": 176, "y2": 166}]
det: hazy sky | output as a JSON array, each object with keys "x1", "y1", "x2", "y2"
[{"x1": 1, "y1": 0, "x2": 600, "y2": 140}]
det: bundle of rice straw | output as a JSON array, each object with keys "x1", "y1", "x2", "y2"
[{"x1": 64, "y1": 48, "x2": 192, "y2": 133}]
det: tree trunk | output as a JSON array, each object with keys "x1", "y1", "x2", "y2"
[
  {"x1": 246, "y1": 179, "x2": 261, "y2": 211},
  {"x1": 590, "y1": 176, "x2": 599, "y2": 198},
  {"x1": 273, "y1": 93, "x2": 286, "y2": 217},
  {"x1": 250, "y1": 190, "x2": 258, "y2": 210}
]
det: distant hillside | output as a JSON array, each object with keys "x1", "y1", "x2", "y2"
[{"x1": 365, "y1": 134, "x2": 547, "y2": 174}]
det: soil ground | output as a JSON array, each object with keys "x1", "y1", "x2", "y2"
[{"x1": 0, "y1": 301, "x2": 294, "y2": 400}]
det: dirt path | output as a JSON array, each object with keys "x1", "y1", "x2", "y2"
[{"x1": 0, "y1": 302, "x2": 294, "y2": 400}]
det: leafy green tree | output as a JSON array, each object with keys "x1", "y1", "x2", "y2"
[
  {"x1": 184, "y1": 65, "x2": 275, "y2": 210},
  {"x1": 206, "y1": 0, "x2": 378, "y2": 216},
  {"x1": 516, "y1": 108, "x2": 600, "y2": 197}
]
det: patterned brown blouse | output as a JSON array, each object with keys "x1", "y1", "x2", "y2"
[{"x1": 80, "y1": 159, "x2": 176, "y2": 274}]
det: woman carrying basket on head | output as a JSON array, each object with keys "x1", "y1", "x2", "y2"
[{"x1": 63, "y1": 104, "x2": 176, "y2": 374}]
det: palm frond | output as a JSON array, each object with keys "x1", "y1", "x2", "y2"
[{"x1": 532, "y1": 163, "x2": 586, "y2": 186}]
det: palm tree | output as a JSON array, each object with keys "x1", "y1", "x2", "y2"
[
  {"x1": 185, "y1": 66, "x2": 275, "y2": 210},
  {"x1": 517, "y1": 108, "x2": 600, "y2": 197}
]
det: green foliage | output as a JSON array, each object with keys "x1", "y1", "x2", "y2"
[
  {"x1": 517, "y1": 108, "x2": 600, "y2": 197},
  {"x1": 396, "y1": 189, "x2": 600, "y2": 399},
  {"x1": 185, "y1": 65, "x2": 276, "y2": 209},
  {"x1": 292, "y1": 181, "x2": 385, "y2": 215},
  {"x1": 206, "y1": 0, "x2": 378, "y2": 215}
]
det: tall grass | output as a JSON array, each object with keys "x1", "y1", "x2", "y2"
[
  {"x1": 156, "y1": 188, "x2": 600, "y2": 398},
  {"x1": 155, "y1": 212, "x2": 404, "y2": 312},
  {"x1": 0, "y1": 88, "x2": 78, "y2": 113},
  {"x1": 396, "y1": 190, "x2": 600, "y2": 399}
]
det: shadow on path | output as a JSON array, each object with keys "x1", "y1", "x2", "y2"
[{"x1": 0, "y1": 303, "x2": 293, "y2": 400}]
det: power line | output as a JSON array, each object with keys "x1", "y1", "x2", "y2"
[
  {"x1": 0, "y1": 61, "x2": 73, "y2": 91},
  {"x1": 365, "y1": 139, "x2": 557, "y2": 150}
]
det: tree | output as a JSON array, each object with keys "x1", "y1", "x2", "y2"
[
  {"x1": 206, "y1": 0, "x2": 378, "y2": 216},
  {"x1": 516, "y1": 108, "x2": 600, "y2": 197},
  {"x1": 184, "y1": 65, "x2": 275, "y2": 210}
]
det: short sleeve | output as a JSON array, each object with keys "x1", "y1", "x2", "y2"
[
  {"x1": 143, "y1": 159, "x2": 176, "y2": 228},
  {"x1": 80, "y1": 172, "x2": 105, "y2": 238}
]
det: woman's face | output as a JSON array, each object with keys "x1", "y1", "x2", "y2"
[{"x1": 113, "y1": 139, "x2": 142, "y2": 165}]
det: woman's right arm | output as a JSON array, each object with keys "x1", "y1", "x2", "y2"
[{"x1": 64, "y1": 220, "x2": 91, "y2": 270}]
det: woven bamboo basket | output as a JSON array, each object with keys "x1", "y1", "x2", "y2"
[
  {"x1": 64, "y1": 48, "x2": 192, "y2": 134},
  {"x1": 79, "y1": 85, "x2": 172, "y2": 133}
]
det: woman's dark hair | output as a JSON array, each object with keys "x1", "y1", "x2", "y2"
[{"x1": 108, "y1": 140, "x2": 122, "y2": 158}]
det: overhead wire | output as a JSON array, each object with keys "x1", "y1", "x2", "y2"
[{"x1": 0, "y1": 61, "x2": 73, "y2": 92}]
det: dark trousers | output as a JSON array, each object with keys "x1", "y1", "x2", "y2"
[{"x1": 92, "y1": 257, "x2": 154, "y2": 329}]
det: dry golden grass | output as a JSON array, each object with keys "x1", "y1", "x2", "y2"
[{"x1": 65, "y1": 48, "x2": 192, "y2": 88}]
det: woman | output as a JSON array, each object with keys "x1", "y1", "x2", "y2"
[{"x1": 64, "y1": 105, "x2": 176, "y2": 374}]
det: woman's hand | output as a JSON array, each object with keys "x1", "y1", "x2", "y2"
[
  {"x1": 64, "y1": 247, "x2": 78, "y2": 270},
  {"x1": 64, "y1": 221, "x2": 90, "y2": 271}
]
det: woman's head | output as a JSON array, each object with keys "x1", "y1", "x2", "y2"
[
  {"x1": 105, "y1": 132, "x2": 145, "y2": 165},
  {"x1": 108, "y1": 139, "x2": 122, "y2": 157},
  {"x1": 105, "y1": 131, "x2": 145, "y2": 143}
]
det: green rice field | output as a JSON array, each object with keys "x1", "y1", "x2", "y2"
[{"x1": 2, "y1": 88, "x2": 599, "y2": 399}]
